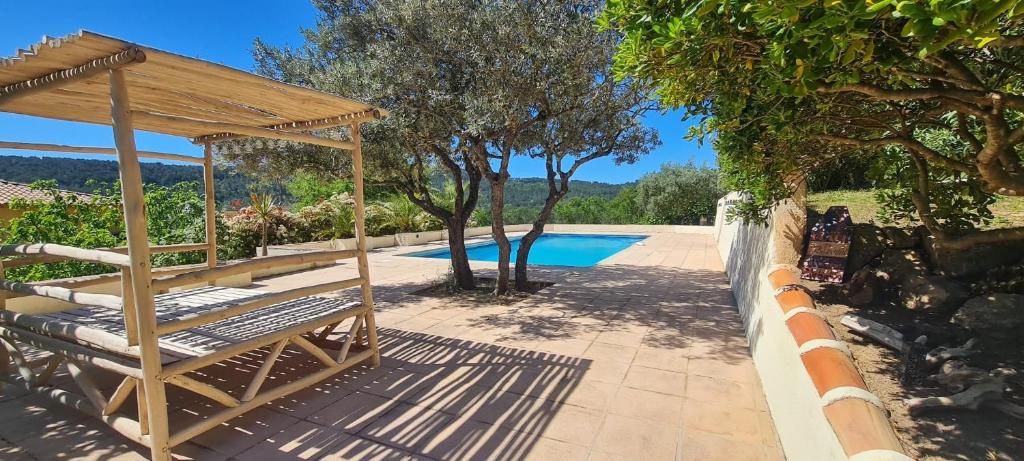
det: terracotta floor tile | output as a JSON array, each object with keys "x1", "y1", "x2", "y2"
[
  {"x1": 678, "y1": 427, "x2": 769, "y2": 461},
  {"x1": 591, "y1": 413, "x2": 679, "y2": 460},
  {"x1": 308, "y1": 391, "x2": 399, "y2": 434},
  {"x1": 681, "y1": 399, "x2": 763, "y2": 444},
  {"x1": 686, "y1": 357, "x2": 757, "y2": 384},
  {"x1": 622, "y1": 365, "x2": 688, "y2": 396},
  {"x1": 685, "y1": 374, "x2": 759, "y2": 410},
  {"x1": 236, "y1": 420, "x2": 351, "y2": 460},
  {"x1": 608, "y1": 386, "x2": 685, "y2": 426},
  {"x1": 319, "y1": 435, "x2": 417, "y2": 460},
  {"x1": 358, "y1": 403, "x2": 454, "y2": 452},
  {"x1": 633, "y1": 346, "x2": 690, "y2": 373}
]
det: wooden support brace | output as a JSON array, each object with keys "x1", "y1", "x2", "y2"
[
  {"x1": 0, "y1": 338, "x2": 34, "y2": 383},
  {"x1": 33, "y1": 354, "x2": 64, "y2": 386},
  {"x1": 242, "y1": 338, "x2": 289, "y2": 402},
  {"x1": 104, "y1": 377, "x2": 138, "y2": 416},
  {"x1": 165, "y1": 374, "x2": 240, "y2": 408},
  {"x1": 291, "y1": 335, "x2": 337, "y2": 367},
  {"x1": 337, "y1": 315, "x2": 365, "y2": 363},
  {"x1": 67, "y1": 359, "x2": 109, "y2": 413}
]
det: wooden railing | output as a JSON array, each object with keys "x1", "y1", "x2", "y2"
[{"x1": 2, "y1": 243, "x2": 210, "y2": 269}]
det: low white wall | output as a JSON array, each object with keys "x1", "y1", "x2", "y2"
[{"x1": 713, "y1": 192, "x2": 846, "y2": 461}]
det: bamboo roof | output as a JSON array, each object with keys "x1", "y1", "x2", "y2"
[{"x1": 0, "y1": 31, "x2": 386, "y2": 141}]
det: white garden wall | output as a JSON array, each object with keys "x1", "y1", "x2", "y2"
[{"x1": 713, "y1": 192, "x2": 847, "y2": 461}]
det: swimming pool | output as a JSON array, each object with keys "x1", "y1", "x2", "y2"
[{"x1": 404, "y1": 233, "x2": 648, "y2": 267}]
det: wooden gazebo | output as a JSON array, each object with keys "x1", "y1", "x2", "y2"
[{"x1": 0, "y1": 31, "x2": 385, "y2": 460}]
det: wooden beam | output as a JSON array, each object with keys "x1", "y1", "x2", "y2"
[
  {"x1": 0, "y1": 338, "x2": 34, "y2": 383},
  {"x1": 350, "y1": 124, "x2": 382, "y2": 368},
  {"x1": 3, "y1": 243, "x2": 209, "y2": 270},
  {"x1": 165, "y1": 374, "x2": 240, "y2": 408},
  {"x1": 151, "y1": 249, "x2": 357, "y2": 292},
  {"x1": 155, "y1": 277, "x2": 365, "y2": 335},
  {"x1": 1, "y1": 263, "x2": 207, "y2": 300},
  {"x1": 132, "y1": 111, "x2": 356, "y2": 150},
  {"x1": 0, "y1": 243, "x2": 131, "y2": 267},
  {"x1": 0, "y1": 279, "x2": 123, "y2": 310},
  {"x1": 191, "y1": 109, "x2": 387, "y2": 144},
  {"x1": 0, "y1": 47, "x2": 146, "y2": 104},
  {"x1": 0, "y1": 258, "x2": 6, "y2": 311},
  {"x1": 110, "y1": 68, "x2": 172, "y2": 461},
  {"x1": 202, "y1": 143, "x2": 217, "y2": 271},
  {"x1": 0, "y1": 141, "x2": 203, "y2": 164}
]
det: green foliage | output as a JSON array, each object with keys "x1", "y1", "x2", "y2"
[
  {"x1": 367, "y1": 195, "x2": 437, "y2": 235},
  {"x1": 600, "y1": 0, "x2": 1024, "y2": 246},
  {"x1": 286, "y1": 172, "x2": 353, "y2": 210},
  {"x1": 634, "y1": 163, "x2": 724, "y2": 225},
  {"x1": 553, "y1": 187, "x2": 653, "y2": 224},
  {"x1": 1, "y1": 181, "x2": 214, "y2": 282}
]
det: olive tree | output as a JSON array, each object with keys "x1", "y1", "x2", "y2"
[{"x1": 601, "y1": 0, "x2": 1024, "y2": 249}]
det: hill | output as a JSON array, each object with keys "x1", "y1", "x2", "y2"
[{"x1": 0, "y1": 156, "x2": 627, "y2": 209}]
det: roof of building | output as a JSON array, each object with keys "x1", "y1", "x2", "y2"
[
  {"x1": 0, "y1": 31, "x2": 386, "y2": 140},
  {"x1": 0, "y1": 180, "x2": 91, "y2": 205}
]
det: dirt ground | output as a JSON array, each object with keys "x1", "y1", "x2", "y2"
[{"x1": 805, "y1": 280, "x2": 1024, "y2": 461}]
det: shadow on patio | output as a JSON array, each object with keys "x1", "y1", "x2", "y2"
[{"x1": 1, "y1": 327, "x2": 592, "y2": 460}]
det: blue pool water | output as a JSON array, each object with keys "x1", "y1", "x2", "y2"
[{"x1": 405, "y1": 233, "x2": 648, "y2": 267}]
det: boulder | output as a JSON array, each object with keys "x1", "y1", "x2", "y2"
[
  {"x1": 883, "y1": 226, "x2": 920, "y2": 249},
  {"x1": 953, "y1": 294, "x2": 1024, "y2": 344},
  {"x1": 898, "y1": 275, "x2": 969, "y2": 313},
  {"x1": 878, "y1": 249, "x2": 928, "y2": 283},
  {"x1": 923, "y1": 235, "x2": 1024, "y2": 278},
  {"x1": 846, "y1": 268, "x2": 892, "y2": 306},
  {"x1": 845, "y1": 224, "x2": 888, "y2": 277}
]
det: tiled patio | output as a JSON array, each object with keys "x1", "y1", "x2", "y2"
[{"x1": 0, "y1": 232, "x2": 782, "y2": 460}]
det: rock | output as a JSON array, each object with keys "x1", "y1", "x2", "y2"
[
  {"x1": 845, "y1": 224, "x2": 888, "y2": 277},
  {"x1": 953, "y1": 294, "x2": 1024, "y2": 344},
  {"x1": 883, "y1": 226, "x2": 920, "y2": 249},
  {"x1": 899, "y1": 275, "x2": 970, "y2": 313},
  {"x1": 846, "y1": 268, "x2": 892, "y2": 306},
  {"x1": 878, "y1": 249, "x2": 928, "y2": 283},
  {"x1": 923, "y1": 235, "x2": 1024, "y2": 278}
]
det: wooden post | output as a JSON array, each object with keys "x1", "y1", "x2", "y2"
[
  {"x1": 349, "y1": 124, "x2": 380, "y2": 367},
  {"x1": 109, "y1": 68, "x2": 172, "y2": 461},
  {"x1": 0, "y1": 259, "x2": 6, "y2": 311},
  {"x1": 202, "y1": 142, "x2": 217, "y2": 273},
  {"x1": 120, "y1": 268, "x2": 139, "y2": 346}
]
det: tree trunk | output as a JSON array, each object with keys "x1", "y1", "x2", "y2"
[
  {"x1": 514, "y1": 221, "x2": 544, "y2": 291},
  {"x1": 489, "y1": 180, "x2": 512, "y2": 295},
  {"x1": 260, "y1": 222, "x2": 269, "y2": 257},
  {"x1": 445, "y1": 220, "x2": 476, "y2": 290}
]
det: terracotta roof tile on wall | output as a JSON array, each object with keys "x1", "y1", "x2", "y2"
[
  {"x1": 767, "y1": 265, "x2": 914, "y2": 461},
  {"x1": 0, "y1": 180, "x2": 91, "y2": 205}
]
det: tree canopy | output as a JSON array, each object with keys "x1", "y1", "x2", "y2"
[{"x1": 600, "y1": 0, "x2": 1024, "y2": 248}]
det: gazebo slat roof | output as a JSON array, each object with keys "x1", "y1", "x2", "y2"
[{"x1": 0, "y1": 31, "x2": 385, "y2": 140}]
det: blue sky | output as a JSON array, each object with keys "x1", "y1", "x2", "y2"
[{"x1": 0, "y1": 0, "x2": 715, "y2": 184}]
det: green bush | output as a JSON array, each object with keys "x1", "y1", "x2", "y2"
[
  {"x1": 634, "y1": 163, "x2": 723, "y2": 225},
  {"x1": 1, "y1": 181, "x2": 215, "y2": 282}
]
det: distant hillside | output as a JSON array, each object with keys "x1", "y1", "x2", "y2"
[
  {"x1": 0, "y1": 156, "x2": 287, "y2": 207},
  {"x1": 0, "y1": 155, "x2": 628, "y2": 209},
  {"x1": 480, "y1": 177, "x2": 628, "y2": 208}
]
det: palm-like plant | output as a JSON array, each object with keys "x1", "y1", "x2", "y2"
[
  {"x1": 368, "y1": 195, "x2": 427, "y2": 234},
  {"x1": 249, "y1": 192, "x2": 277, "y2": 256}
]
